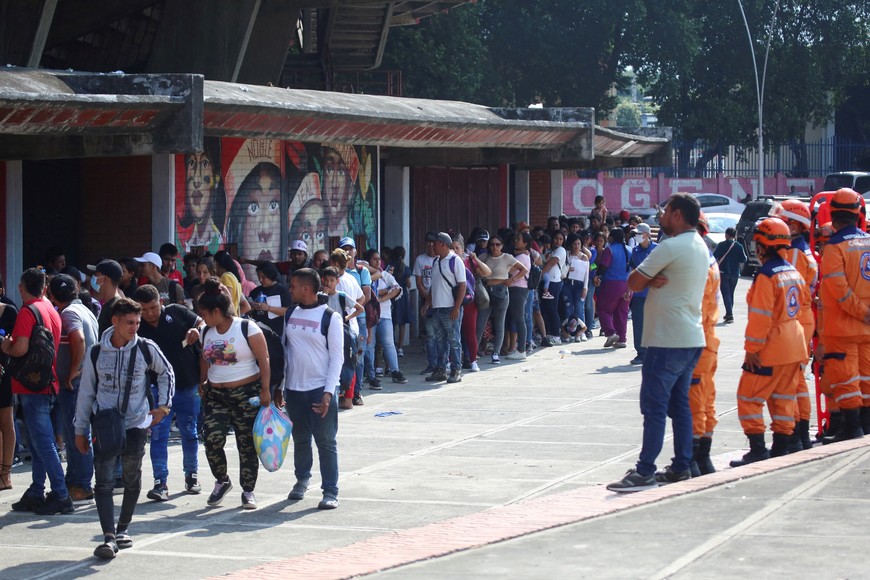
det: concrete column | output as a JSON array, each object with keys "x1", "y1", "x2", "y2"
[
  {"x1": 5, "y1": 161, "x2": 23, "y2": 305},
  {"x1": 382, "y1": 165, "x2": 410, "y2": 257},
  {"x1": 151, "y1": 155, "x2": 176, "y2": 249},
  {"x1": 550, "y1": 169, "x2": 563, "y2": 216},
  {"x1": 514, "y1": 169, "x2": 530, "y2": 224}
]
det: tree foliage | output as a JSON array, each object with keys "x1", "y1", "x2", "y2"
[{"x1": 615, "y1": 101, "x2": 641, "y2": 127}]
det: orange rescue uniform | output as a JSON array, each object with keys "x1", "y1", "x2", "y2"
[
  {"x1": 818, "y1": 225, "x2": 870, "y2": 411},
  {"x1": 737, "y1": 255, "x2": 809, "y2": 435},
  {"x1": 786, "y1": 236, "x2": 818, "y2": 422},
  {"x1": 690, "y1": 253, "x2": 720, "y2": 437}
]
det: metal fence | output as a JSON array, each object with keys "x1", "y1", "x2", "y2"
[{"x1": 595, "y1": 137, "x2": 870, "y2": 179}]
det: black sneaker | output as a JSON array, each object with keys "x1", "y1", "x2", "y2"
[
  {"x1": 425, "y1": 369, "x2": 448, "y2": 382},
  {"x1": 94, "y1": 539, "x2": 119, "y2": 559},
  {"x1": 34, "y1": 492, "x2": 74, "y2": 515},
  {"x1": 654, "y1": 466, "x2": 692, "y2": 485},
  {"x1": 367, "y1": 377, "x2": 383, "y2": 390},
  {"x1": 318, "y1": 494, "x2": 340, "y2": 510},
  {"x1": 207, "y1": 479, "x2": 233, "y2": 506},
  {"x1": 420, "y1": 365, "x2": 436, "y2": 375},
  {"x1": 352, "y1": 393, "x2": 365, "y2": 406},
  {"x1": 629, "y1": 355, "x2": 644, "y2": 365},
  {"x1": 185, "y1": 473, "x2": 202, "y2": 494},
  {"x1": 446, "y1": 371, "x2": 462, "y2": 384},
  {"x1": 606, "y1": 469, "x2": 658, "y2": 493},
  {"x1": 146, "y1": 479, "x2": 169, "y2": 501},
  {"x1": 391, "y1": 371, "x2": 408, "y2": 384},
  {"x1": 11, "y1": 492, "x2": 44, "y2": 512},
  {"x1": 287, "y1": 479, "x2": 309, "y2": 501}
]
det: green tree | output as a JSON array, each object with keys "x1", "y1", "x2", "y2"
[{"x1": 615, "y1": 101, "x2": 641, "y2": 127}]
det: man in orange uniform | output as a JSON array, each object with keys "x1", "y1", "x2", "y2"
[
  {"x1": 813, "y1": 223, "x2": 840, "y2": 438},
  {"x1": 773, "y1": 200, "x2": 818, "y2": 450},
  {"x1": 819, "y1": 188, "x2": 870, "y2": 443},
  {"x1": 689, "y1": 214, "x2": 720, "y2": 475},
  {"x1": 730, "y1": 218, "x2": 809, "y2": 466}
]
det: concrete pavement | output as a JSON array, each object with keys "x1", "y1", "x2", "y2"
[{"x1": 0, "y1": 276, "x2": 865, "y2": 579}]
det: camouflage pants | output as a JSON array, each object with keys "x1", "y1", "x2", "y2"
[{"x1": 202, "y1": 380, "x2": 260, "y2": 492}]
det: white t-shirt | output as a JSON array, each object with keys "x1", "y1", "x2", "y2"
[
  {"x1": 636, "y1": 230, "x2": 709, "y2": 348},
  {"x1": 510, "y1": 253, "x2": 531, "y2": 288},
  {"x1": 545, "y1": 246, "x2": 567, "y2": 279},
  {"x1": 430, "y1": 252, "x2": 466, "y2": 309},
  {"x1": 483, "y1": 253, "x2": 519, "y2": 281},
  {"x1": 413, "y1": 254, "x2": 437, "y2": 291},
  {"x1": 202, "y1": 318, "x2": 263, "y2": 383},
  {"x1": 337, "y1": 271, "x2": 364, "y2": 334},
  {"x1": 374, "y1": 269, "x2": 401, "y2": 320},
  {"x1": 283, "y1": 305, "x2": 343, "y2": 396},
  {"x1": 567, "y1": 254, "x2": 590, "y2": 285}
]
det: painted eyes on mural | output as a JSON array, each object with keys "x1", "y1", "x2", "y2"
[
  {"x1": 268, "y1": 200, "x2": 280, "y2": 212},
  {"x1": 247, "y1": 202, "x2": 260, "y2": 216},
  {"x1": 325, "y1": 166, "x2": 346, "y2": 176}
]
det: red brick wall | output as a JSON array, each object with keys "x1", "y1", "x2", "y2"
[
  {"x1": 79, "y1": 157, "x2": 153, "y2": 263},
  {"x1": 529, "y1": 170, "x2": 551, "y2": 229}
]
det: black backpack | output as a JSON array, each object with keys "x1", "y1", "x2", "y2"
[
  {"x1": 90, "y1": 337, "x2": 157, "y2": 408},
  {"x1": 8, "y1": 304, "x2": 57, "y2": 392},
  {"x1": 202, "y1": 320, "x2": 285, "y2": 389},
  {"x1": 319, "y1": 305, "x2": 358, "y2": 395}
]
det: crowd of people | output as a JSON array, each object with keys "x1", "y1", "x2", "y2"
[{"x1": 0, "y1": 188, "x2": 866, "y2": 557}]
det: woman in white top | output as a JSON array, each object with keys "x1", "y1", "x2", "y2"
[
  {"x1": 505, "y1": 231, "x2": 533, "y2": 358},
  {"x1": 541, "y1": 231, "x2": 567, "y2": 340},
  {"x1": 198, "y1": 277, "x2": 270, "y2": 510},
  {"x1": 477, "y1": 234, "x2": 527, "y2": 364},
  {"x1": 364, "y1": 249, "x2": 408, "y2": 385},
  {"x1": 564, "y1": 234, "x2": 591, "y2": 341}
]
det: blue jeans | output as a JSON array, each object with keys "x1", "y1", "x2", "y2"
[
  {"x1": 375, "y1": 318, "x2": 400, "y2": 372},
  {"x1": 563, "y1": 280, "x2": 586, "y2": 330},
  {"x1": 284, "y1": 387, "x2": 338, "y2": 496},
  {"x1": 355, "y1": 322, "x2": 368, "y2": 396},
  {"x1": 720, "y1": 274, "x2": 738, "y2": 319},
  {"x1": 585, "y1": 281, "x2": 597, "y2": 329},
  {"x1": 541, "y1": 280, "x2": 563, "y2": 336},
  {"x1": 150, "y1": 385, "x2": 200, "y2": 482},
  {"x1": 637, "y1": 347, "x2": 702, "y2": 476},
  {"x1": 524, "y1": 290, "x2": 535, "y2": 347},
  {"x1": 20, "y1": 394, "x2": 68, "y2": 499},
  {"x1": 432, "y1": 307, "x2": 462, "y2": 371},
  {"x1": 630, "y1": 295, "x2": 647, "y2": 358},
  {"x1": 423, "y1": 314, "x2": 439, "y2": 368},
  {"x1": 57, "y1": 381, "x2": 94, "y2": 490}
]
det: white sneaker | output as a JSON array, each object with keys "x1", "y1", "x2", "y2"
[
  {"x1": 470, "y1": 361, "x2": 480, "y2": 372},
  {"x1": 506, "y1": 351, "x2": 527, "y2": 361},
  {"x1": 397, "y1": 348, "x2": 404, "y2": 358},
  {"x1": 579, "y1": 334, "x2": 588, "y2": 342}
]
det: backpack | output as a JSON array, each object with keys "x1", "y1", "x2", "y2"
[
  {"x1": 90, "y1": 337, "x2": 157, "y2": 409},
  {"x1": 202, "y1": 319, "x2": 285, "y2": 388},
  {"x1": 8, "y1": 304, "x2": 57, "y2": 392},
  {"x1": 358, "y1": 265, "x2": 381, "y2": 327},
  {"x1": 439, "y1": 255, "x2": 474, "y2": 306},
  {"x1": 527, "y1": 261, "x2": 543, "y2": 290}
]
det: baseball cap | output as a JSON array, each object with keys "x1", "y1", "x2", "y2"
[
  {"x1": 434, "y1": 232, "x2": 453, "y2": 246},
  {"x1": 518, "y1": 221, "x2": 530, "y2": 231},
  {"x1": 338, "y1": 237, "x2": 356, "y2": 249},
  {"x1": 49, "y1": 274, "x2": 78, "y2": 303},
  {"x1": 134, "y1": 252, "x2": 162, "y2": 269},
  {"x1": 633, "y1": 223, "x2": 652, "y2": 235},
  {"x1": 424, "y1": 231, "x2": 439, "y2": 242},
  {"x1": 619, "y1": 210, "x2": 631, "y2": 220},
  {"x1": 290, "y1": 240, "x2": 308, "y2": 253},
  {"x1": 476, "y1": 229, "x2": 490, "y2": 243},
  {"x1": 86, "y1": 259, "x2": 123, "y2": 283}
]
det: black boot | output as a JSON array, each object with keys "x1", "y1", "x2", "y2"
[
  {"x1": 798, "y1": 419, "x2": 814, "y2": 450},
  {"x1": 689, "y1": 439, "x2": 702, "y2": 478},
  {"x1": 861, "y1": 408, "x2": 870, "y2": 436},
  {"x1": 787, "y1": 429, "x2": 803, "y2": 453},
  {"x1": 822, "y1": 408, "x2": 864, "y2": 444},
  {"x1": 697, "y1": 436, "x2": 716, "y2": 475},
  {"x1": 770, "y1": 432, "x2": 791, "y2": 457},
  {"x1": 819, "y1": 411, "x2": 842, "y2": 442},
  {"x1": 729, "y1": 433, "x2": 770, "y2": 467}
]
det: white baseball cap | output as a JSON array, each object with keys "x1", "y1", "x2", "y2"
[
  {"x1": 134, "y1": 251, "x2": 162, "y2": 269},
  {"x1": 290, "y1": 240, "x2": 308, "y2": 253}
]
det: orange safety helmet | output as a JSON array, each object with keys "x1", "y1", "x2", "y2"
[
  {"x1": 829, "y1": 188, "x2": 863, "y2": 215},
  {"x1": 773, "y1": 199, "x2": 811, "y2": 229},
  {"x1": 697, "y1": 211, "x2": 709, "y2": 235},
  {"x1": 753, "y1": 217, "x2": 791, "y2": 248}
]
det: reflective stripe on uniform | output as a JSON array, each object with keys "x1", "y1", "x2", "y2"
[
  {"x1": 838, "y1": 289, "x2": 853, "y2": 303},
  {"x1": 771, "y1": 393, "x2": 796, "y2": 400},
  {"x1": 831, "y1": 375, "x2": 861, "y2": 389},
  {"x1": 835, "y1": 391, "x2": 863, "y2": 403},
  {"x1": 746, "y1": 336, "x2": 766, "y2": 344},
  {"x1": 749, "y1": 307, "x2": 773, "y2": 317},
  {"x1": 771, "y1": 415, "x2": 796, "y2": 422},
  {"x1": 738, "y1": 414, "x2": 764, "y2": 420},
  {"x1": 738, "y1": 395, "x2": 766, "y2": 403},
  {"x1": 823, "y1": 272, "x2": 846, "y2": 279},
  {"x1": 796, "y1": 392, "x2": 811, "y2": 398}
]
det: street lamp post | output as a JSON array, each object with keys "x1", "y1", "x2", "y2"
[{"x1": 737, "y1": 0, "x2": 780, "y2": 199}]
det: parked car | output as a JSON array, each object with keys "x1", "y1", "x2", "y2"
[
  {"x1": 735, "y1": 199, "x2": 775, "y2": 276},
  {"x1": 704, "y1": 212, "x2": 741, "y2": 247},
  {"x1": 693, "y1": 193, "x2": 747, "y2": 214},
  {"x1": 823, "y1": 171, "x2": 870, "y2": 195}
]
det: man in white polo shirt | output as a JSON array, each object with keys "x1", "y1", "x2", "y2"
[{"x1": 607, "y1": 193, "x2": 709, "y2": 492}]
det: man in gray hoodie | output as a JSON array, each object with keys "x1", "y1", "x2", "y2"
[{"x1": 74, "y1": 298, "x2": 175, "y2": 560}]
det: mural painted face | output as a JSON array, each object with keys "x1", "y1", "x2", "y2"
[
  {"x1": 322, "y1": 147, "x2": 353, "y2": 234},
  {"x1": 236, "y1": 163, "x2": 282, "y2": 262},
  {"x1": 290, "y1": 199, "x2": 328, "y2": 255},
  {"x1": 186, "y1": 152, "x2": 215, "y2": 223}
]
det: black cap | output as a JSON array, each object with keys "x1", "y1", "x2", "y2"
[
  {"x1": 49, "y1": 274, "x2": 77, "y2": 303},
  {"x1": 425, "y1": 232, "x2": 438, "y2": 242},
  {"x1": 87, "y1": 259, "x2": 123, "y2": 283}
]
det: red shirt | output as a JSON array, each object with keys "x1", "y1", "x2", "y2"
[{"x1": 10, "y1": 298, "x2": 62, "y2": 395}]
